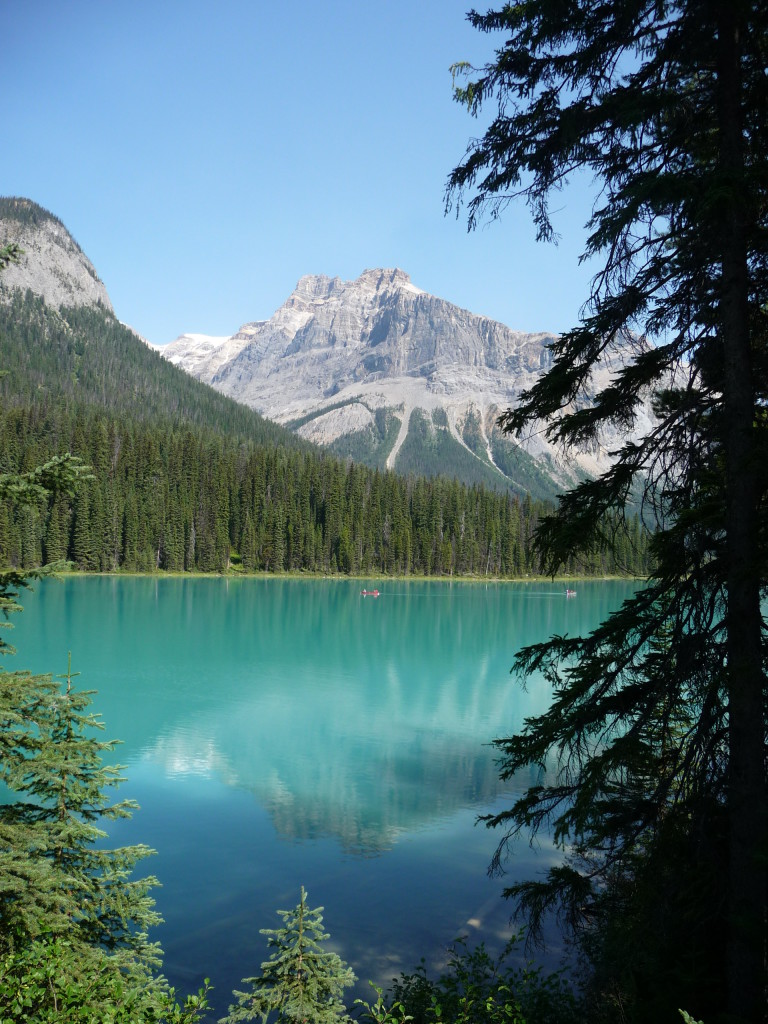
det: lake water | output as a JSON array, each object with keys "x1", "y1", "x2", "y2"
[{"x1": 9, "y1": 576, "x2": 637, "y2": 1013}]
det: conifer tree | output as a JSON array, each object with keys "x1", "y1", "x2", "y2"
[
  {"x1": 44, "y1": 492, "x2": 70, "y2": 563},
  {"x1": 0, "y1": 246, "x2": 208, "y2": 1020},
  {"x1": 0, "y1": 659, "x2": 170, "y2": 1017},
  {"x1": 0, "y1": 462, "x2": 205, "y2": 1018},
  {"x1": 222, "y1": 887, "x2": 356, "y2": 1024},
  {"x1": 1, "y1": 656, "x2": 160, "y2": 952},
  {"x1": 448, "y1": 3, "x2": 768, "y2": 1020}
]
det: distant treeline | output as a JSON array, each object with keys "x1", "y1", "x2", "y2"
[
  {"x1": 0, "y1": 404, "x2": 649, "y2": 577},
  {"x1": 0, "y1": 288, "x2": 649, "y2": 577}
]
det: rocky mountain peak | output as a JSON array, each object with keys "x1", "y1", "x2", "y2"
[
  {"x1": 357, "y1": 267, "x2": 421, "y2": 293},
  {"x1": 161, "y1": 267, "x2": 654, "y2": 498},
  {"x1": 291, "y1": 268, "x2": 421, "y2": 308},
  {"x1": 0, "y1": 196, "x2": 113, "y2": 313},
  {"x1": 293, "y1": 273, "x2": 341, "y2": 303}
]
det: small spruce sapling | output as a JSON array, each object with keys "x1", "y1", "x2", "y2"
[{"x1": 221, "y1": 886, "x2": 356, "y2": 1024}]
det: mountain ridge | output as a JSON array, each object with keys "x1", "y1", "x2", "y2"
[
  {"x1": 162, "y1": 268, "x2": 650, "y2": 497},
  {"x1": 0, "y1": 197, "x2": 113, "y2": 313},
  {"x1": 0, "y1": 197, "x2": 306, "y2": 452},
  {"x1": 0, "y1": 196, "x2": 651, "y2": 501},
  {"x1": 0, "y1": 197, "x2": 651, "y2": 578}
]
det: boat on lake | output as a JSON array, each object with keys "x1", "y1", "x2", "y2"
[
  {"x1": 566, "y1": 588, "x2": 577, "y2": 597},
  {"x1": 361, "y1": 589, "x2": 380, "y2": 598}
]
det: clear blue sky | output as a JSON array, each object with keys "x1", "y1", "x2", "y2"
[{"x1": 4, "y1": 0, "x2": 597, "y2": 345}]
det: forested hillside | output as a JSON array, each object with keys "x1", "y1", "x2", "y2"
[
  {"x1": 0, "y1": 288, "x2": 302, "y2": 447},
  {"x1": 0, "y1": 290, "x2": 649, "y2": 577}
]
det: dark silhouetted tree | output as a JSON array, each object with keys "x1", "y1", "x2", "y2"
[{"x1": 448, "y1": 3, "x2": 768, "y2": 1021}]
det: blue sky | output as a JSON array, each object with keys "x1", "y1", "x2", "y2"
[{"x1": 4, "y1": 0, "x2": 598, "y2": 345}]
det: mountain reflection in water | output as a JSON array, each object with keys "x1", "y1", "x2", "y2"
[{"x1": 12, "y1": 577, "x2": 638, "y2": 1005}]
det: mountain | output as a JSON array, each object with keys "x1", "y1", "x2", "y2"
[
  {"x1": 0, "y1": 197, "x2": 649, "y2": 578},
  {"x1": 0, "y1": 197, "x2": 113, "y2": 313},
  {"x1": 0, "y1": 197, "x2": 305, "y2": 449},
  {"x1": 162, "y1": 269, "x2": 651, "y2": 499}
]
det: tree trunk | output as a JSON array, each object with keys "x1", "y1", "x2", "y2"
[{"x1": 718, "y1": 8, "x2": 767, "y2": 1021}]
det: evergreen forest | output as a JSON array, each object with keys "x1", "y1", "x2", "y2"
[{"x1": 0, "y1": 289, "x2": 649, "y2": 579}]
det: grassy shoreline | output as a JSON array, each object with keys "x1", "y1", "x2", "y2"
[{"x1": 46, "y1": 567, "x2": 642, "y2": 584}]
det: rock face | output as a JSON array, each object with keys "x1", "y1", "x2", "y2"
[
  {"x1": 0, "y1": 197, "x2": 113, "y2": 313},
  {"x1": 163, "y1": 268, "x2": 650, "y2": 494},
  {"x1": 166, "y1": 268, "x2": 555, "y2": 417},
  {"x1": 0, "y1": 198, "x2": 647, "y2": 497}
]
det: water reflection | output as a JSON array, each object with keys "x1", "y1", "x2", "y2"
[
  {"x1": 12, "y1": 577, "x2": 639, "y2": 1002},
  {"x1": 15, "y1": 578, "x2": 637, "y2": 850}
]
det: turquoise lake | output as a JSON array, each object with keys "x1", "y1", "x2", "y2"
[{"x1": 9, "y1": 576, "x2": 637, "y2": 1011}]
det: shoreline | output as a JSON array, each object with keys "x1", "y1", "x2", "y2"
[{"x1": 38, "y1": 567, "x2": 643, "y2": 585}]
